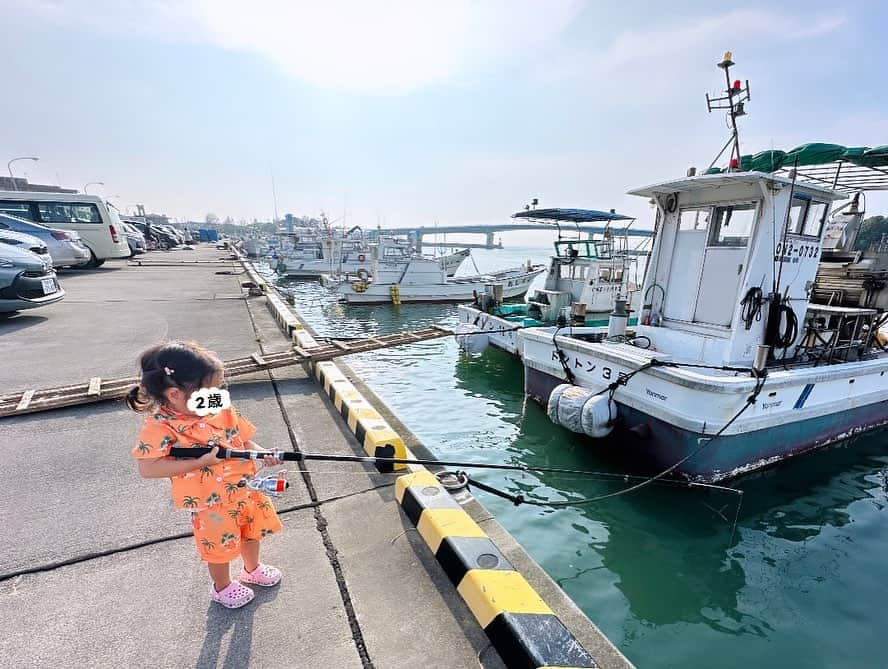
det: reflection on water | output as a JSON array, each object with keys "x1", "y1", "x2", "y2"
[{"x1": 270, "y1": 248, "x2": 887, "y2": 668}]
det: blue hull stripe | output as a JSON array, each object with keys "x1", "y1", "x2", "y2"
[{"x1": 794, "y1": 383, "x2": 815, "y2": 409}]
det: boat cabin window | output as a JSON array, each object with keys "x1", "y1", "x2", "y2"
[
  {"x1": 787, "y1": 195, "x2": 828, "y2": 237},
  {"x1": 805, "y1": 201, "x2": 829, "y2": 236},
  {"x1": 708, "y1": 203, "x2": 756, "y2": 246},
  {"x1": 565, "y1": 263, "x2": 585, "y2": 280},
  {"x1": 678, "y1": 207, "x2": 710, "y2": 231},
  {"x1": 597, "y1": 267, "x2": 624, "y2": 283}
]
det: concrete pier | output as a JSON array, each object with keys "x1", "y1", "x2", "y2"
[{"x1": 0, "y1": 245, "x2": 631, "y2": 668}]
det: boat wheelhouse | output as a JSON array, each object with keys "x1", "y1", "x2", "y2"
[
  {"x1": 458, "y1": 208, "x2": 652, "y2": 355},
  {"x1": 518, "y1": 55, "x2": 888, "y2": 481}
]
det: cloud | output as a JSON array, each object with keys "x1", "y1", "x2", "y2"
[
  {"x1": 539, "y1": 8, "x2": 846, "y2": 86},
  {"x1": 11, "y1": 0, "x2": 583, "y2": 94}
]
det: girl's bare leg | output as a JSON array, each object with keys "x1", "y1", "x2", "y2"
[
  {"x1": 241, "y1": 539, "x2": 260, "y2": 573},
  {"x1": 208, "y1": 562, "x2": 231, "y2": 591}
]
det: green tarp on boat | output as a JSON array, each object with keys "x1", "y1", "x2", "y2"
[{"x1": 708, "y1": 143, "x2": 888, "y2": 173}]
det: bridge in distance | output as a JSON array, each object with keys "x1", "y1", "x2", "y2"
[{"x1": 367, "y1": 222, "x2": 654, "y2": 250}]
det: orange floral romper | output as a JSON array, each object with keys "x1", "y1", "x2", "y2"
[{"x1": 132, "y1": 405, "x2": 282, "y2": 563}]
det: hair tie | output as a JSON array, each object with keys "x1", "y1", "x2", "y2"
[{"x1": 164, "y1": 366, "x2": 175, "y2": 377}]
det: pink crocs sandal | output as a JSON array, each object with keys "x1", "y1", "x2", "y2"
[
  {"x1": 211, "y1": 580, "x2": 255, "y2": 609},
  {"x1": 240, "y1": 563, "x2": 282, "y2": 587}
]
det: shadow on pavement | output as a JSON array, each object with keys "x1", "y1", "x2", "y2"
[
  {"x1": 196, "y1": 586, "x2": 281, "y2": 669},
  {"x1": 0, "y1": 312, "x2": 48, "y2": 334}
]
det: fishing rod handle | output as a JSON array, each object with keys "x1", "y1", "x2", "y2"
[{"x1": 167, "y1": 446, "x2": 301, "y2": 461}]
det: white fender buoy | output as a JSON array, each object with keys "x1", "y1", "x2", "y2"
[{"x1": 547, "y1": 383, "x2": 616, "y2": 438}]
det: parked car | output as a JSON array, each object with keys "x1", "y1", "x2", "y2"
[
  {"x1": 0, "y1": 229, "x2": 54, "y2": 268},
  {"x1": 0, "y1": 192, "x2": 130, "y2": 267},
  {"x1": 157, "y1": 224, "x2": 184, "y2": 245},
  {"x1": 0, "y1": 213, "x2": 90, "y2": 268},
  {"x1": 121, "y1": 222, "x2": 146, "y2": 256},
  {"x1": 129, "y1": 220, "x2": 178, "y2": 250},
  {"x1": 0, "y1": 243, "x2": 64, "y2": 313}
]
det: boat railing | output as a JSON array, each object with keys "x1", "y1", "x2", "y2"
[
  {"x1": 794, "y1": 303, "x2": 885, "y2": 366},
  {"x1": 553, "y1": 238, "x2": 634, "y2": 260}
]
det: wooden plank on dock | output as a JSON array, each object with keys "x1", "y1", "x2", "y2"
[
  {"x1": 87, "y1": 377, "x2": 102, "y2": 396},
  {"x1": 0, "y1": 326, "x2": 453, "y2": 418},
  {"x1": 16, "y1": 390, "x2": 35, "y2": 412}
]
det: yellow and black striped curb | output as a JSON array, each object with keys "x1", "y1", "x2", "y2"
[
  {"x1": 235, "y1": 255, "x2": 306, "y2": 342},
  {"x1": 244, "y1": 264, "x2": 267, "y2": 290},
  {"x1": 237, "y1": 257, "x2": 596, "y2": 666},
  {"x1": 236, "y1": 260, "x2": 405, "y2": 471},
  {"x1": 265, "y1": 291, "x2": 303, "y2": 337},
  {"x1": 314, "y1": 361, "x2": 407, "y2": 472},
  {"x1": 234, "y1": 248, "x2": 268, "y2": 289},
  {"x1": 293, "y1": 328, "x2": 320, "y2": 350},
  {"x1": 396, "y1": 470, "x2": 598, "y2": 669}
]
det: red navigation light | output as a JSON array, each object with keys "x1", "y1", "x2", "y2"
[{"x1": 732, "y1": 79, "x2": 741, "y2": 91}]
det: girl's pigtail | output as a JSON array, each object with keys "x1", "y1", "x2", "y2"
[{"x1": 126, "y1": 385, "x2": 153, "y2": 412}]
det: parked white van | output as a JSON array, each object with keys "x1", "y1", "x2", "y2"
[{"x1": 0, "y1": 192, "x2": 131, "y2": 267}]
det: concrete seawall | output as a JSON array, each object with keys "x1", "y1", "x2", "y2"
[{"x1": 0, "y1": 245, "x2": 631, "y2": 668}]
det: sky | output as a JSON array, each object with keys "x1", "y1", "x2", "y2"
[{"x1": 2, "y1": 0, "x2": 887, "y2": 235}]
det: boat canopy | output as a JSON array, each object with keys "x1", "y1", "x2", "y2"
[
  {"x1": 705, "y1": 142, "x2": 888, "y2": 192},
  {"x1": 628, "y1": 171, "x2": 844, "y2": 200},
  {"x1": 511, "y1": 208, "x2": 633, "y2": 223}
]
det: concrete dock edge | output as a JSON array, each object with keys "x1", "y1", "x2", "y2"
[{"x1": 238, "y1": 252, "x2": 633, "y2": 668}]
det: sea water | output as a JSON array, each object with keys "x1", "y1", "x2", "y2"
[{"x1": 267, "y1": 243, "x2": 887, "y2": 668}]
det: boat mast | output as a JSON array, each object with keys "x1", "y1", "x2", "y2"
[
  {"x1": 705, "y1": 51, "x2": 751, "y2": 171},
  {"x1": 270, "y1": 168, "x2": 280, "y2": 225}
]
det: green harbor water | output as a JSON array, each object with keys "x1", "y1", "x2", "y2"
[{"x1": 266, "y1": 244, "x2": 887, "y2": 668}]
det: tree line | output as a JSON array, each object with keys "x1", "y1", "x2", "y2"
[{"x1": 854, "y1": 215, "x2": 888, "y2": 251}]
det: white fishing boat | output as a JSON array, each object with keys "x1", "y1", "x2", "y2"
[
  {"x1": 242, "y1": 237, "x2": 266, "y2": 257},
  {"x1": 457, "y1": 208, "x2": 653, "y2": 356},
  {"x1": 517, "y1": 53, "x2": 888, "y2": 482},
  {"x1": 335, "y1": 245, "x2": 545, "y2": 304},
  {"x1": 277, "y1": 235, "x2": 469, "y2": 279}
]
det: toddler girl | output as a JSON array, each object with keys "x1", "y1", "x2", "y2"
[{"x1": 128, "y1": 340, "x2": 283, "y2": 609}]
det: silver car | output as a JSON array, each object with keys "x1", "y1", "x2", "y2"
[
  {"x1": 0, "y1": 243, "x2": 64, "y2": 313},
  {"x1": 0, "y1": 229, "x2": 54, "y2": 269},
  {"x1": 121, "y1": 222, "x2": 146, "y2": 255},
  {"x1": 0, "y1": 213, "x2": 90, "y2": 268}
]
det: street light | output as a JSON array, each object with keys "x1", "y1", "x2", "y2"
[
  {"x1": 7, "y1": 156, "x2": 39, "y2": 191},
  {"x1": 83, "y1": 181, "x2": 105, "y2": 193}
]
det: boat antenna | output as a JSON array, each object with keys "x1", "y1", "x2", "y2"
[{"x1": 705, "y1": 51, "x2": 751, "y2": 172}]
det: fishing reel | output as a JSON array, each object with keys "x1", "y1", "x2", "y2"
[{"x1": 238, "y1": 471, "x2": 290, "y2": 497}]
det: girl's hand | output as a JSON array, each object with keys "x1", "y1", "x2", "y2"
[
  {"x1": 247, "y1": 440, "x2": 283, "y2": 467},
  {"x1": 197, "y1": 446, "x2": 223, "y2": 467},
  {"x1": 260, "y1": 452, "x2": 283, "y2": 467}
]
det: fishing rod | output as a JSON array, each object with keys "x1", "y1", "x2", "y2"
[{"x1": 167, "y1": 445, "x2": 740, "y2": 496}]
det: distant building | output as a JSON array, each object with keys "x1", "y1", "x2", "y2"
[{"x1": 0, "y1": 177, "x2": 77, "y2": 193}]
